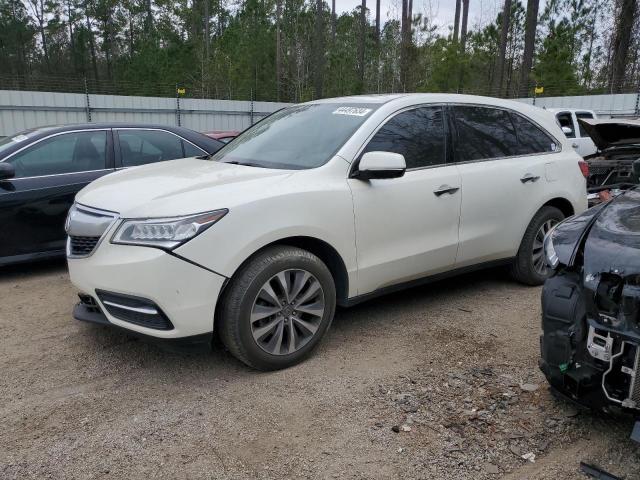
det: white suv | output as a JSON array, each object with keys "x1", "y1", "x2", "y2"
[{"x1": 66, "y1": 94, "x2": 587, "y2": 370}]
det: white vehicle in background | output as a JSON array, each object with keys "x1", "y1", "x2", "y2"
[
  {"x1": 548, "y1": 108, "x2": 598, "y2": 157},
  {"x1": 66, "y1": 94, "x2": 587, "y2": 370}
]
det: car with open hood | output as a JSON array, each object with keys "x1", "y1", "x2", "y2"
[
  {"x1": 541, "y1": 187, "x2": 640, "y2": 419},
  {"x1": 66, "y1": 94, "x2": 587, "y2": 370},
  {"x1": 579, "y1": 118, "x2": 640, "y2": 204}
]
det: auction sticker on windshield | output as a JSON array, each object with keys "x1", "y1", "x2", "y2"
[{"x1": 332, "y1": 107, "x2": 372, "y2": 117}]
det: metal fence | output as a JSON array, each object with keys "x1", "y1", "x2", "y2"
[
  {"x1": 1, "y1": 86, "x2": 639, "y2": 138},
  {"x1": 515, "y1": 93, "x2": 640, "y2": 117},
  {"x1": 0, "y1": 89, "x2": 291, "y2": 137}
]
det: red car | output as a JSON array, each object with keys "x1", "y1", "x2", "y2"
[{"x1": 204, "y1": 130, "x2": 240, "y2": 143}]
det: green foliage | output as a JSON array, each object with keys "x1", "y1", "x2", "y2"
[{"x1": 0, "y1": 0, "x2": 629, "y2": 100}]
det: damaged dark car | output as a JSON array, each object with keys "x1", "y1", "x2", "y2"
[
  {"x1": 540, "y1": 188, "x2": 640, "y2": 432},
  {"x1": 580, "y1": 118, "x2": 640, "y2": 204}
]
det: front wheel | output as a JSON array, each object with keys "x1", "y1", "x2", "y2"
[
  {"x1": 218, "y1": 245, "x2": 336, "y2": 370},
  {"x1": 511, "y1": 206, "x2": 565, "y2": 286}
]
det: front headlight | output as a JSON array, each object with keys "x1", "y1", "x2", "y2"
[
  {"x1": 543, "y1": 224, "x2": 559, "y2": 269},
  {"x1": 111, "y1": 209, "x2": 228, "y2": 249}
]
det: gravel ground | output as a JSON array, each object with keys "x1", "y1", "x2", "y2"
[{"x1": 1, "y1": 260, "x2": 639, "y2": 479}]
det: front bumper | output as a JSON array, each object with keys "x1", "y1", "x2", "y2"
[{"x1": 68, "y1": 240, "x2": 227, "y2": 340}]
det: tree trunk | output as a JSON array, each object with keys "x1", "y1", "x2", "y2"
[
  {"x1": 610, "y1": 0, "x2": 637, "y2": 93},
  {"x1": 331, "y1": 0, "x2": 336, "y2": 40},
  {"x1": 204, "y1": 0, "x2": 210, "y2": 59},
  {"x1": 68, "y1": 0, "x2": 76, "y2": 71},
  {"x1": 400, "y1": 0, "x2": 409, "y2": 90},
  {"x1": 85, "y1": 3, "x2": 100, "y2": 84},
  {"x1": 457, "y1": 0, "x2": 469, "y2": 92},
  {"x1": 314, "y1": 0, "x2": 325, "y2": 98},
  {"x1": 358, "y1": 0, "x2": 366, "y2": 92},
  {"x1": 375, "y1": 0, "x2": 380, "y2": 43},
  {"x1": 276, "y1": 0, "x2": 283, "y2": 101},
  {"x1": 453, "y1": 0, "x2": 461, "y2": 42},
  {"x1": 144, "y1": 0, "x2": 153, "y2": 34},
  {"x1": 519, "y1": 0, "x2": 539, "y2": 97},
  {"x1": 492, "y1": 0, "x2": 512, "y2": 97},
  {"x1": 582, "y1": 2, "x2": 599, "y2": 87},
  {"x1": 460, "y1": 0, "x2": 469, "y2": 51}
]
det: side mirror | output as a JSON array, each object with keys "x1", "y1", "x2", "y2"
[
  {"x1": 352, "y1": 151, "x2": 406, "y2": 180},
  {"x1": 0, "y1": 162, "x2": 15, "y2": 180},
  {"x1": 561, "y1": 126, "x2": 573, "y2": 135}
]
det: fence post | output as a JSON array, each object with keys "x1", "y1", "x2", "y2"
[
  {"x1": 175, "y1": 84, "x2": 181, "y2": 126},
  {"x1": 250, "y1": 89, "x2": 255, "y2": 126},
  {"x1": 84, "y1": 77, "x2": 92, "y2": 122}
]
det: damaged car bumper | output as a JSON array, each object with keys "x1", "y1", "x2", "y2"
[{"x1": 540, "y1": 188, "x2": 640, "y2": 415}]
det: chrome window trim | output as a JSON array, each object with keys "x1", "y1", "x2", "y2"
[
  {"x1": 447, "y1": 102, "x2": 564, "y2": 159},
  {"x1": 0, "y1": 128, "x2": 110, "y2": 163},
  {"x1": 1, "y1": 168, "x2": 113, "y2": 181},
  {"x1": 113, "y1": 127, "x2": 208, "y2": 157},
  {"x1": 349, "y1": 101, "x2": 564, "y2": 179}
]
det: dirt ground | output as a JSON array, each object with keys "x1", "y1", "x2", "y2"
[{"x1": 1, "y1": 260, "x2": 639, "y2": 480}]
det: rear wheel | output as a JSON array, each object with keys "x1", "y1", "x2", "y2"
[
  {"x1": 511, "y1": 206, "x2": 564, "y2": 286},
  {"x1": 218, "y1": 245, "x2": 336, "y2": 370}
]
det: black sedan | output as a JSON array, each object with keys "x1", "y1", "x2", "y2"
[
  {"x1": 540, "y1": 187, "x2": 640, "y2": 424},
  {"x1": 0, "y1": 123, "x2": 223, "y2": 266}
]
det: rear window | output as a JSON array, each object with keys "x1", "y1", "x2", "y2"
[
  {"x1": 510, "y1": 113, "x2": 559, "y2": 155},
  {"x1": 452, "y1": 106, "x2": 521, "y2": 161}
]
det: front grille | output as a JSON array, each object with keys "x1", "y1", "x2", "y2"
[
  {"x1": 589, "y1": 166, "x2": 612, "y2": 176},
  {"x1": 69, "y1": 235, "x2": 101, "y2": 256},
  {"x1": 96, "y1": 290, "x2": 174, "y2": 330},
  {"x1": 631, "y1": 347, "x2": 640, "y2": 408}
]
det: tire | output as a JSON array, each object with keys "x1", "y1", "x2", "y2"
[
  {"x1": 218, "y1": 245, "x2": 336, "y2": 370},
  {"x1": 510, "y1": 205, "x2": 565, "y2": 286}
]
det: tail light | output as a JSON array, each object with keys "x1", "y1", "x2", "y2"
[{"x1": 578, "y1": 160, "x2": 589, "y2": 179}]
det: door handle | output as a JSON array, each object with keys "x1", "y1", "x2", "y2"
[
  {"x1": 433, "y1": 185, "x2": 460, "y2": 196},
  {"x1": 520, "y1": 174, "x2": 540, "y2": 184}
]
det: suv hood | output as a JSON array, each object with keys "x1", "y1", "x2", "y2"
[
  {"x1": 76, "y1": 157, "x2": 294, "y2": 217},
  {"x1": 578, "y1": 118, "x2": 640, "y2": 150}
]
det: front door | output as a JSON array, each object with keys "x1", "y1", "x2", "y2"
[
  {"x1": 348, "y1": 105, "x2": 461, "y2": 295},
  {"x1": 0, "y1": 130, "x2": 113, "y2": 261}
]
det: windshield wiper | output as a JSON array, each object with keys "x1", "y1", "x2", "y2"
[{"x1": 222, "y1": 160, "x2": 269, "y2": 168}]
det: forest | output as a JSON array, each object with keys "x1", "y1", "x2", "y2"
[{"x1": 0, "y1": 0, "x2": 638, "y2": 101}]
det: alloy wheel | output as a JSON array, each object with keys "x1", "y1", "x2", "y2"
[
  {"x1": 532, "y1": 219, "x2": 558, "y2": 276},
  {"x1": 250, "y1": 269, "x2": 325, "y2": 356}
]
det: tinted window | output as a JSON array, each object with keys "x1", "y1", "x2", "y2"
[
  {"x1": 576, "y1": 112, "x2": 594, "y2": 137},
  {"x1": 183, "y1": 140, "x2": 206, "y2": 157},
  {"x1": 510, "y1": 113, "x2": 558, "y2": 155},
  {"x1": 363, "y1": 106, "x2": 446, "y2": 169},
  {"x1": 7, "y1": 131, "x2": 107, "y2": 178},
  {"x1": 211, "y1": 103, "x2": 379, "y2": 170},
  {"x1": 453, "y1": 106, "x2": 520, "y2": 161},
  {"x1": 118, "y1": 130, "x2": 184, "y2": 167},
  {"x1": 556, "y1": 112, "x2": 575, "y2": 138}
]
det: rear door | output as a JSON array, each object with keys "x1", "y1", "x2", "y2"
[
  {"x1": 451, "y1": 105, "x2": 560, "y2": 267},
  {"x1": 0, "y1": 130, "x2": 113, "y2": 261},
  {"x1": 348, "y1": 105, "x2": 462, "y2": 294},
  {"x1": 114, "y1": 128, "x2": 206, "y2": 168}
]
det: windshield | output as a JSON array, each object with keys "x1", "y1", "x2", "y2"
[{"x1": 210, "y1": 103, "x2": 378, "y2": 169}]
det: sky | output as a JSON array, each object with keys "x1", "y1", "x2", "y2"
[{"x1": 333, "y1": 0, "x2": 548, "y2": 35}]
